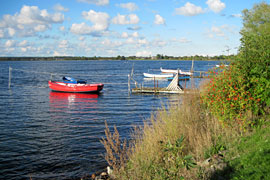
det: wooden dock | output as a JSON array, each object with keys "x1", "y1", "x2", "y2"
[
  {"x1": 132, "y1": 87, "x2": 185, "y2": 94},
  {"x1": 132, "y1": 71, "x2": 185, "y2": 94}
]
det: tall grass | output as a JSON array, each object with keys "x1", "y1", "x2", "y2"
[{"x1": 101, "y1": 89, "x2": 241, "y2": 179}]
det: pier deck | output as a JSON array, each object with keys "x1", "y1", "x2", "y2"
[{"x1": 132, "y1": 87, "x2": 185, "y2": 94}]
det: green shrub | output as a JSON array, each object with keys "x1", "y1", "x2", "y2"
[
  {"x1": 201, "y1": 2, "x2": 270, "y2": 129},
  {"x1": 201, "y1": 64, "x2": 262, "y2": 129}
]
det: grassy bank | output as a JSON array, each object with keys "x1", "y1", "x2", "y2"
[{"x1": 101, "y1": 89, "x2": 270, "y2": 180}]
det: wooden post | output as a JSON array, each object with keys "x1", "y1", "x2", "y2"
[
  {"x1": 128, "y1": 74, "x2": 130, "y2": 94},
  {"x1": 191, "y1": 60, "x2": 194, "y2": 74},
  {"x1": 154, "y1": 77, "x2": 156, "y2": 90},
  {"x1": 8, "y1": 67, "x2": 12, "y2": 89}
]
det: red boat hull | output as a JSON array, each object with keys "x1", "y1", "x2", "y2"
[{"x1": 48, "y1": 80, "x2": 104, "y2": 93}]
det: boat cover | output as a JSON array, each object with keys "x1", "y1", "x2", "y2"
[
  {"x1": 62, "y1": 76, "x2": 87, "y2": 84},
  {"x1": 63, "y1": 76, "x2": 77, "y2": 84}
]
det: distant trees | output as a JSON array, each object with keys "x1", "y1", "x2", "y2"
[
  {"x1": 116, "y1": 55, "x2": 126, "y2": 60},
  {"x1": 0, "y1": 54, "x2": 235, "y2": 61}
]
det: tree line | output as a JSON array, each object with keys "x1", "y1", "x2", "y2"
[{"x1": 0, "y1": 54, "x2": 235, "y2": 61}]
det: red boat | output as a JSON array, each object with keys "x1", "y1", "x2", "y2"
[{"x1": 48, "y1": 77, "x2": 104, "y2": 93}]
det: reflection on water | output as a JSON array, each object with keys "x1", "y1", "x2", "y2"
[{"x1": 49, "y1": 92, "x2": 99, "y2": 112}]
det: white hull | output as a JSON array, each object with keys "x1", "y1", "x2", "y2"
[
  {"x1": 160, "y1": 67, "x2": 193, "y2": 76},
  {"x1": 143, "y1": 73, "x2": 173, "y2": 78}
]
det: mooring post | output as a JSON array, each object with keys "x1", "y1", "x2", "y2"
[
  {"x1": 128, "y1": 74, "x2": 130, "y2": 94},
  {"x1": 191, "y1": 60, "x2": 194, "y2": 74},
  {"x1": 8, "y1": 67, "x2": 12, "y2": 89},
  {"x1": 154, "y1": 77, "x2": 156, "y2": 89}
]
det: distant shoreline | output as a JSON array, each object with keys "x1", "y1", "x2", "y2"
[{"x1": 0, "y1": 55, "x2": 234, "y2": 61}]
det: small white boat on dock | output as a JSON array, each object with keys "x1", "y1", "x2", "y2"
[
  {"x1": 143, "y1": 72, "x2": 173, "y2": 78},
  {"x1": 160, "y1": 67, "x2": 193, "y2": 76}
]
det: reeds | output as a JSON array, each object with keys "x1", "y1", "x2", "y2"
[{"x1": 101, "y1": 89, "x2": 240, "y2": 179}]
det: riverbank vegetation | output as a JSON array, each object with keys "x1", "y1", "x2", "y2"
[{"x1": 101, "y1": 2, "x2": 270, "y2": 180}]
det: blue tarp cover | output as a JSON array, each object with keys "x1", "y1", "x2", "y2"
[
  {"x1": 62, "y1": 76, "x2": 87, "y2": 84},
  {"x1": 63, "y1": 76, "x2": 77, "y2": 84}
]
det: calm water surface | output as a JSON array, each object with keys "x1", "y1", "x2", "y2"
[{"x1": 0, "y1": 60, "x2": 218, "y2": 180}]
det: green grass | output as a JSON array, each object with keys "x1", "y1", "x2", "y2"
[{"x1": 217, "y1": 121, "x2": 270, "y2": 180}]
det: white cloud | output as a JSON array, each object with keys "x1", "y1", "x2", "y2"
[
  {"x1": 34, "y1": 25, "x2": 47, "y2": 32},
  {"x1": 100, "y1": 38, "x2": 123, "y2": 48},
  {"x1": 53, "y1": 4, "x2": 69, "y2": 12},
  {"x1": 126, "y1": 37, "x2": 135, "y2": 44},
  {"x1": 112, "y1": 14, "x2": 139, "y2": 25},
  {"x1": 175, "y1": 2, "x2": 204, "y2": 16},
  {"x1": 21, "y1": 47, "x2": 27, "y2": 52},
  {"x1": 82, "y1": 10, "x2": 109, "y2": 31},
  {"x1": 53, "y1": 51, "x2": 61, "y2": 56},
  {"x1": 121, "y1": 31, "x2": 139, "y2": 38},
  {"x1": 70, "y1": 22, "x2": 93, "y2": 35},
  {"x1": 121, "y1": 32, "x2": 129, "y2": 38},
  {"x1": 0, "y1": 5, "x2": 64, "y2": 37},
  {"x1": 154, "y1": 14, "x2": 165, "y2": 25},
  {"x1": 16, "y1": 5, "x2": 64, "y2": 25},
  {"x1": 8, "y1": 28, "x2": 16, "y2": 36},
  {"x1": 206, "y1": 25, "x2": 235, "y2": 39},
  {"x1": 77, "y1": 0, "x2": 109, "y2": 6},
  {"x1": 136, "y1": 50, "x2": 152, "y2": 57},
  {"x1": 71, "y1": 10, "x2": 109, "y2": 35},
  {"x1": 132, "y1": 32, "x2": 139, "y2": 37},
  {"x1": 18, "y1": 40, "x2": 27, "y2": 46},
  {"x1": 118, "y1": 3, "x2": 138, "y2": 11},
  {"x1": 138, "y1": 38, "x2": 148, "y2": 45},
  {"x1": 101, "y1": 38, "x2": 111, "y2": 46},
  {"x1": 5, "y1": 40, "x2": 15, "y2": 47},
  {"x1": 59, "y1": 40, "x2": 68, "y2": 48},
  {"x1": 206, "y1": 0, "x2": 226, "y2": 13},
  {"x1": 211, "y1": 26, "x2": 225, "y2": 37}
]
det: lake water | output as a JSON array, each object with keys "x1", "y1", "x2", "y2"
[{"x1": 0, "y1": 60, "x2": 218, "y2": 180}]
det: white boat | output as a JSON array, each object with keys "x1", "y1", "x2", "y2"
[
  {"x1": 216, "y1": 64, "x2": 229, "y2": 68},
  {"x1": 143, "y1": 73, "x2": 173, "y2": 78},
  {"x1": 160, "y1": 67, "x2": 193, "y2": 76}
]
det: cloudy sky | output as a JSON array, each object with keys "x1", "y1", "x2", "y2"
[{"x1": 0, "y1": 0, "x2": 264, "y2": 57}]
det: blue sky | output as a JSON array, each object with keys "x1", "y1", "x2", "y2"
[{"x1": 0, "y1": 0, "x2": 265, "y2": 57}]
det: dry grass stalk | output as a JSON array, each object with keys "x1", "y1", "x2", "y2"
[{"x1": 101, "y1": 121, "x2": 128, "y2": 172}]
